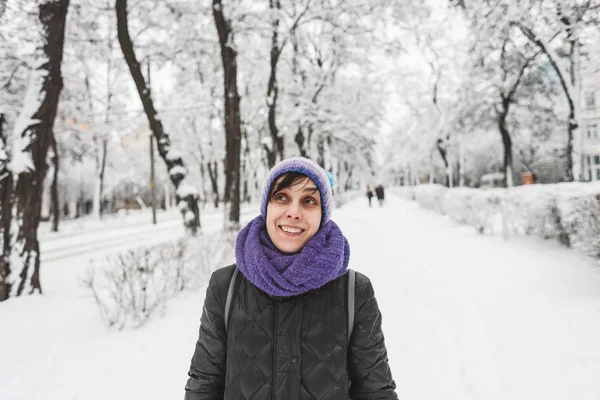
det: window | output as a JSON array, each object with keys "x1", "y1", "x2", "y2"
[
  {"x1": 588, "y1": 156, "x2": 592, "y2": 167},
  {"x1": 585, "y1": 92, "x2": 596, "y2": 110},
  {"x1": 587, "y1": 123, "x2": 598, "y2": 139},
  {"x1": 590, "y1": 156, "x2": 600, "y2": 181}
]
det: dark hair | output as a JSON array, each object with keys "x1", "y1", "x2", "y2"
[{"x1": 268, "y1": 172, "x2": 319, "y2": 200}]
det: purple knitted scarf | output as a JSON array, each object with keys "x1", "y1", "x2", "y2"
[{"x1": 235, "y1": 216, "x2": 350, "y2": 297}]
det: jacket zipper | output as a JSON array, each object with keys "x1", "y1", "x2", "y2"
[{"x1": 272, "y1": 299, "x2": 279, "y2": 400}]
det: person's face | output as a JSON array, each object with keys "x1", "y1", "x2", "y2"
[{"x1": 266, "y1": 176, "x2": 322, "y2": 254}]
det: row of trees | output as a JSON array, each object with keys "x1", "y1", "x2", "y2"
[
  {"x1": 0, "y1": 0, "x2": 416, "y2": 300},
  {"x1": 4, "y1": 0, "x2": 597, "y2": 300},
  {"x1": 382, "y1": 0, "x2": 599, "y2": 188}
]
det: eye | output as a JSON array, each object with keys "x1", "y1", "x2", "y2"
[
  {"x1": 304, "y1": 196, "x2": 318, "y2": 205},
  {"x1": 273, "y1": 193, "x2": 288, "y2": 202}
]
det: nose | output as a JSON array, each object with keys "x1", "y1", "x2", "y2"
[{"x1": 285, "y1": 202, "x2": 302, "y2": 220}]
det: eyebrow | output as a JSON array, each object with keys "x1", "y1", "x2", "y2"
[{"x1": 302, "y1": 187, "x2": 319, "y2": 193}]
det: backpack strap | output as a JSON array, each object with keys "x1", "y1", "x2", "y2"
[
  {"x1": 347, "y1": 269, "x2": 356, "y2": 344},
  {"x1": 224, "y1": 267, "x2": 239, "y2": 333}
]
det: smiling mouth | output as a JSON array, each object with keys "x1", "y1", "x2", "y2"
[{"x1": 279, "y1": 225, "x2": 305, "y2": 235}]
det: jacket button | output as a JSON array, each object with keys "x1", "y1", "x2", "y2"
[{"x1": 291, "y1": 356, "x2": 298, "y2": 364}]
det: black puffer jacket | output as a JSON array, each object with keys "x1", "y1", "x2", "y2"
[{"x1": 185, "y1": 264, "x2": 397, "y2": 400}]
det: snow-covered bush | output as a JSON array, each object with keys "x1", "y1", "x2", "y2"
[
  {"x1": 558, "y1": 189, "x2": 600, "y2": 259},
  {"x1": 442, "y1": 188, "x2": 501, "y2": 234},
  {"x1": 504, "y1": 185, "x2": 567, "y2": 243},
  {"x1": 406, "y1": 182, "x2": 600, "y2": 261},
  {"x1": 413, "y1": 184, "x2": 448, "y2": 214},
  {"x1": 442, "y1": 188, "x2": 477, "y2": 224},
  {"x1": 83, "y1": 232, "x2": 235, "y2": 330}
]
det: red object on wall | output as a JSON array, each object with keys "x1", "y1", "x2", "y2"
[{"x1": 522, "y1": 173, "x2": 534, "y2": 185}]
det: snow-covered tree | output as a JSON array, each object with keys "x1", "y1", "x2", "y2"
[
  {"x1": 115, "y1": 0, "x2": 200, "y2": 233},
  {"x1": 457, "y1": 0, "x2": 600, "y2": 181},
  {"x1": 0, "y1": 0, "x2": 70, "y2": 300}
]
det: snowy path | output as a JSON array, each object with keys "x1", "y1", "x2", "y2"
[
  {"x1": 1, "y1": 194, "x2": 600, "y2": 399},
  {"x1": 337, "y1": 195, "x2": 600, "y2": 400},
  {"x1": 38, "y1": 206, "x2": 256, "y2": 262}
]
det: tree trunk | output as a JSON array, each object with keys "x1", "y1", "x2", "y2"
[
  {"x1": 436, "y1": 139, "x2": 450, "y2": 187},
  {"x1": 291, "y1": 28, "x2": 307, "y2": 158},
  {"x1": 116, "y1": 0, "x2": 200, "y2": 233},
  {"x1": 207, "y1": 161, "x2": 219, "y2": 208},
  {"x1": 191, "y1": 117, "x2": 209, "y2": 208},
  {"x1": 497, "y1": 94, "x2": 514, "y2": 189},
  {"x1": 99, "y1": 139, "x2": 107, "y2": 217},
  {"x1": 565, "y1": 109, "x2": 576, "y2": 182},
  {"x1": 295, "y1": 126, "x2": 307, "y2": 157},
  {"x1": 563, "y1": 13, "x2": 581, "y2": 181},
  {"x1": 213, "y1": 0, "x2": 242, "y2": 228},
  {"x1": 513, "y1": 22, "x2": 577, "y2": 182},
  {"x1": 199, "y1": 155, "x2": 208, "y2": 208},
  {"x1": 0, "y1": 171, "x2": 12, "y2": 301},
  {"x1": 241, "y1": 156, "x2": 249, "y2": 204},
  {"x1": 265, "y1": 0, "x2": 284, "y2": 168},
  {"x1": 498, "y1": 106, "x2": 514, "y2": 188},
  {"x1": 242, "y1": 128, "x2": 251, "y2": 203},
  {"x1": 50, "y1": 134, "x2": 60, "y2": 232},
  {"x1": 317, "y1": 135, "x2": 325, "y2": 168},
  {"x1": 0, "y1": 0, "x2": 69, "y2": 300},
  {"x1": 344, "y1": 160, "x2": 354, "y2": 191},
  {"x1": 92, "y1": 139, "x2": 107, "y2": 220},
  {"x1": 496, "y1": 43, "x2": 532, "y2": 188},
  {"x1": 326, "y1": 135, "x2": 333, "y2": 173},
  {"x1": 0, "y1": 113, "x2": 12, "y2": 301}
]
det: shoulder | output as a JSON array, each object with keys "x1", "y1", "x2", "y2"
[
  {"x1": 351, "y1": 270, "x2": 376, "y2": 308},
  {"x1": 352, "y1": 270, "x2": 372, "y2": 292},
  {"x1": 206, "y1": 264, "x2": 237, "y2": 305},
  {"x1": 211, "y1": 264, "x2": 237, "y2": 284}
]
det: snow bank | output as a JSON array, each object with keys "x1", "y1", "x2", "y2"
[
  {"x1": 414, "y1": 184, "x2": 448, "y2": 214},
  {"x1": 403, "y1": 183, "x2": 600, "y2": 260}
]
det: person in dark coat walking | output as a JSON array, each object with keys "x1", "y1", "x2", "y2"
[
  {"x1": 375, "y1": 184, "x2": 385, "y2": 206},
  {"x1": 366, "y1": 185, "x2": 374, "y2": 207},
  {"x1": 185, "y1": 157, "x2": 397, "y2": 400}
]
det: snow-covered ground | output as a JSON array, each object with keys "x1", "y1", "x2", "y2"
[{"x1": 1, "y1": 194, "x2": 600, "y2": 399}]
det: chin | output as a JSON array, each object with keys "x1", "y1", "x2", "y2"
[
  {"x1": 274, "y1": 239, "x2": 304, "y2": 254},
  {"x1": 277, "y1": 244, "x2": 302, "y2": 254}
]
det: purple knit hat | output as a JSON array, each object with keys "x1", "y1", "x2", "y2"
[{"x1": 260, "y1": 157, "x2": 334, "y2": 226}]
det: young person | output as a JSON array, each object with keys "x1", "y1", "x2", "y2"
[{"x1": 185, "y1": 157, "x2": 397, "y2": 400}]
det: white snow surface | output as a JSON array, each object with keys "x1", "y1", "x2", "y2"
[
  {"x1": 169, "y1": 165, "x2": 187, "y2": 177},
  {"x1": 1, "y1": 194, "x2": 600, "y2": 399},
  {"x1": 166, "y1": 149, "x2": 183, "y2": 161},
  {"x1": 9, "y1": 58, "x2": 49, "y2": 175},
  {"x1": 176, "y1": 183, "x2": 198, "y2": 199}
]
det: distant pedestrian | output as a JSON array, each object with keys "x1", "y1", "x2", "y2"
[
  {"x1": 366, "y1": 185, "x2": 374, "y2": 207},
  {"x1": 375, "y1": 184, "x2": 385, "y2": 206}
]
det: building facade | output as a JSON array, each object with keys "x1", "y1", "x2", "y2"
[{"x1": 581, "y1": 37, "x2": 600, "y2": 182}]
